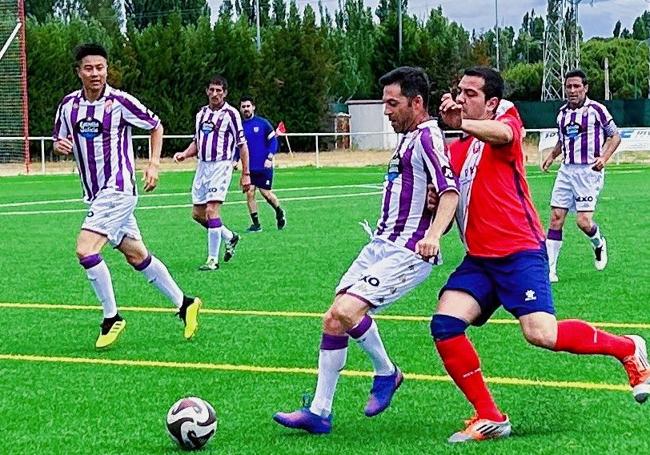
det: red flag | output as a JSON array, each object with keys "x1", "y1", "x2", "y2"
[{"x1": 275, "y1": 121, "x2": 287, "y2": 135}]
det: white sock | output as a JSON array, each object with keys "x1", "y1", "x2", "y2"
[
  {"x1": 221, "y1": 224, "x2": 234, "y2": 242},
  {"x1": 587, "y1": 224, "x2": 604, "y2": 248},
  {"x1": 208, "y1": 227, "x2": 222, "y2": 259},
  {"x1": 349, "y1": 316, "x2": 395, "y2": 376},
  {"x1": 81, "y1": 255, "x2": 118, "y2": 318},
  {"x1": 310, "y1": 334, "x2": 348, "y2": 418},
  {"x1": 137, "y1": 255, "x2": 183, "y2": 308},
  {"x1": 546, "y1": 238, "x2": 562, "y2": 272}
]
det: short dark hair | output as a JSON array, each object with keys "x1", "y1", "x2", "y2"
[
  {"x1": 463, "y1": 66, "x2": 504, "y2": 100},
  {"x1": 240, "y1": 95, "x2": 255, "y2": 105},
  {"x1": 565, "y1": 69, "x2": 588, "y2": 85},
  {"x1": 208, "y1": 75, "x2": 228, "y2": 90},
  {"x1": 379, "y1": 66, "x2": 430, "y2": 109},
  {"x1": 74, "y1": 43, "x2": 108, "y2": 66}
]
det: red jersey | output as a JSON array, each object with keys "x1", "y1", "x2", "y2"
[{"x1": 449, "y1": 109, "x2": 545, "y2": 258}]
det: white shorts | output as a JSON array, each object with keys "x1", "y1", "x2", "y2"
[
  {"x1": 550, "y1": 164, "x2": 604, "y2": 212},
  {"x1": 82, "y1": 191, "x2": 141, "y2": 247},
  {"x1": 192, "y1": 160, "x2": 233, "y2": 205},
  {"x1": 335, "y1": 239, "x2": 434, "y2": 311}
]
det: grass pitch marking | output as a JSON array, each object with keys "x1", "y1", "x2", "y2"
[
  {"x1": 0, "y1": 190, "x2": 382, "y2": 216},
  {"x1": 0, "y1": 183, "x2": 383, "y2": 208},
  {"x1": 2, "y1": 302, "x2": 649, "y2": 330},
  {"x1": 0, "y1": 352, "x2": 629, "y2": 393}
]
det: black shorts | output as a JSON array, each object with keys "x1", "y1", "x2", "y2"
[{"x1": 251, "y1": 169, "x2": 274, "y2": 190}]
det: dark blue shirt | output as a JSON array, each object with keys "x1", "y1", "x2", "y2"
[{"x1": 235, "y1": 115, "x2": 279, "y2": 171}]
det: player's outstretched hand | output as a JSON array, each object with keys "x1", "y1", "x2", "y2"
[
  {"x1": 143, "y1": 162, "x2": 159, "y2": 192},
  {"x1": 173, "y1": 152, "x2": 185, "y2": 163},
  {"x1": 240, "y1": 173, "x2": 251, "y2": 193},
  {"x1": 416, "y1": 232, "x2": 440, "y2": 260},
  {"x1": 53, "y1": 136, "x2": 73, "y2": 155},
  {"x1": 592, "y1": 157, "x2": 607, "y2": 171},
  {"x1": 439, "y1": 93, "x2": 463, "y2": 129}
]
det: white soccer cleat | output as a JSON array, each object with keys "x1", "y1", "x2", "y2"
[
  {"x1": 594, "y1": 238, "x2": 608, "y2": 271},
  {"x1": 549, "y1": 270, "x2": 559, "y2": 283},
  {"x1": 623, "y1": 335, "x2": 650, "y2": 403},
  {"x1": 448, "y1": 415, "x2": 512, "y2": 443}
]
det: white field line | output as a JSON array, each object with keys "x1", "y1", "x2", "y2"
[
  {"x1": 0, "y1": 183, "x2": 383, "y2": 208},
  {"x1": 0, "y1": 191, "x2": 382, "y2": 216}
]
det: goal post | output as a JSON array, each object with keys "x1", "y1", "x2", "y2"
[{"x1": 0, "y1": 0, "x2": 29, "y2": 174}]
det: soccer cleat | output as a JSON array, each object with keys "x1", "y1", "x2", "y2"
[
  {"x1": 364, "y1": 367, "x2": 404, "y2": 417},
  {"x1": 448, "y1": 415, "x2": 512, "y2": 443},
  {"x1": 594, "y1": 238, "x2": 608, "y2": 271},
  {"x1": 95, "y1": 315, "x2": 126, "y2": 349},
  {"x1": 622, "y1": 335, "x2": 650, "y2": 403},
  {"x1": 224, "y1": 233, "x2": 240, "y2": 262},
  {"x1": 549, "y1": 271, "x2": 559, "y2": 283},
  {"x1": 277, "y1": 210, "x2": 287, "y2": 230},
  {"x1": 178, "y1": 296, "x2": 202, "y2": 340},
  {"x1": 246, "y1": 224, "x2": 263, "y2": 233},
  {"x1": 198, "y1": 257, "x2": 219, "y2": 271},
  {"x1": 272, "y1": 408, "x2": 332, "y2": 434}
]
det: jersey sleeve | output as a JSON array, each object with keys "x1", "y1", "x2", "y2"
[
  {"x1": 52, "y1": 99, "x2": 69, "y2": 140},
  {"x1": 118, "y1": 92, "x2": 161, "y2": 131},
  {"x1": 230, "y1": 109, "x2": 246, "y2": 146},
  {"x1": 593, "y1": 103, "x2": 618, "y2": 137},
  {"x1": 493, "y1": 114, "x2": 523, "y2": 161},
  {"x1": 419, "y1": 128, "x2": 458, "y2": 195},
  {"x1": 265, "y1": 119, "x2": 279, "y2": 155}
]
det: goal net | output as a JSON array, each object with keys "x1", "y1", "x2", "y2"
[{"x1": 0, "y1": 0, "x2": 29, "y2": 173}]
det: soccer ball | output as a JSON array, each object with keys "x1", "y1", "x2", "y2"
[{"x1": 166, "y1": 397, "x2": 217, "y2": 450}]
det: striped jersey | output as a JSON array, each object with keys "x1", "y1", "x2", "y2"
[
  {"x1": 52, "y1": 85, "x2": 160, "y2": 203},
  {"x1": 194, "y1": 102, "x2": 246, "y2": 162},
  {"x1": 556, "y1": 97, "x2": 618, "y2": 165},
  {"x1": 375, "y1": 119, "x2": 458, "y2": 254}
]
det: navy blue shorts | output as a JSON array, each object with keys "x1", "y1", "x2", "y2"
[
  {"x1": 440, "y1": 248, "x2": 555, "y2": 326},
  {"x1": 250, "y1": 169, "x2": 274, "y2": 190}
]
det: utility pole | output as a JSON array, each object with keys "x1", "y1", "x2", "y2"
[
  {"x1": 398, "y1": 0, "x2": 402, "y2": 58},
  {"x1": 495, "y1": 0, "x2": 500, "y2": 70},
  {"x1": 255, "y1": 0, "x2": 261, "y2": 51}
]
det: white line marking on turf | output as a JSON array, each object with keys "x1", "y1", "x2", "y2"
[
  {"x1": 2, "y1": 302, "x2": 649, "y2": 329},
  {"x1": 0, "y1": 183, "x2": 383, "y2": 208},
  {"x1": 0, "y1": 353, "x2": 629, "y2": 393},
  {"x1": 0, "y1": 191, "x2": 382, "y2": 216}
]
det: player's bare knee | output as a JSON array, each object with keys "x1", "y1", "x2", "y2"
[
  {"x1": 322, "y1": 309, "x2": 346, "y2": 334},
  {"x1": 522, "y1": 326, "x2": 556, "y2": 349},
  {"x1": 576, "y1": 215, "x2": 593, "y2": 233}
]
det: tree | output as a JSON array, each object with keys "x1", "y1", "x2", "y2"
[
  {"x1": 613, "y1": 20, "x2": 621, "y2": 38},
  {"x1": 125, "y1": 0, "x2": 209, "y2": 30},
  {"x1": 25, "y1": 0, "x2": 55, "y2": 22}
]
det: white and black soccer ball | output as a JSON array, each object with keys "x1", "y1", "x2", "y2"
[{"x1": 166, "y1": 397, "x2": 217, "y2": 451}]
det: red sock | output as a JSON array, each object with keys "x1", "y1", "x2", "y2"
[
  {"x1": 435, "y1": 335, "x2": 504, "y2": 422},
  {"x1": 554, "y1": 319, "x2": 635, "y2": 361}
]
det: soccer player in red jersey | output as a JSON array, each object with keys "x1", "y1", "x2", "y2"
[{"x1": 430, "y1": 67, "x2": 649, "y2": 443}]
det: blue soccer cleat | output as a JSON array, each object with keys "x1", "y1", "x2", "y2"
[
  {"x1": 364, "y1": 367, "x2": 404, "y2": 417},
  {"x1": 273, "y1": 396, "x2": 332, "y2": 434}
]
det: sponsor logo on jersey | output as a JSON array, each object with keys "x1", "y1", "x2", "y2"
[{"x1": 76, "y1": 117, "x2": 103, "y2": 139}]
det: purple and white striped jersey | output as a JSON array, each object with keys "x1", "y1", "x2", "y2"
[
  {"x1": 194, "y1": 102, "x2": 246, "y2": 162},
  {"x1": 556, "y1": 97, "x2": 618, "y2": 165},
  {"x1": 375, "y1": 119, "x2": 458, "y2": 253},
  {"x1": 52, "y1": 85, "x2": 160, "y2": 203}
]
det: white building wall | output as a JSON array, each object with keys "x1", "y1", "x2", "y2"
[{"x1": 347, "y1": 100, "x2": 398, "y2": 151}]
